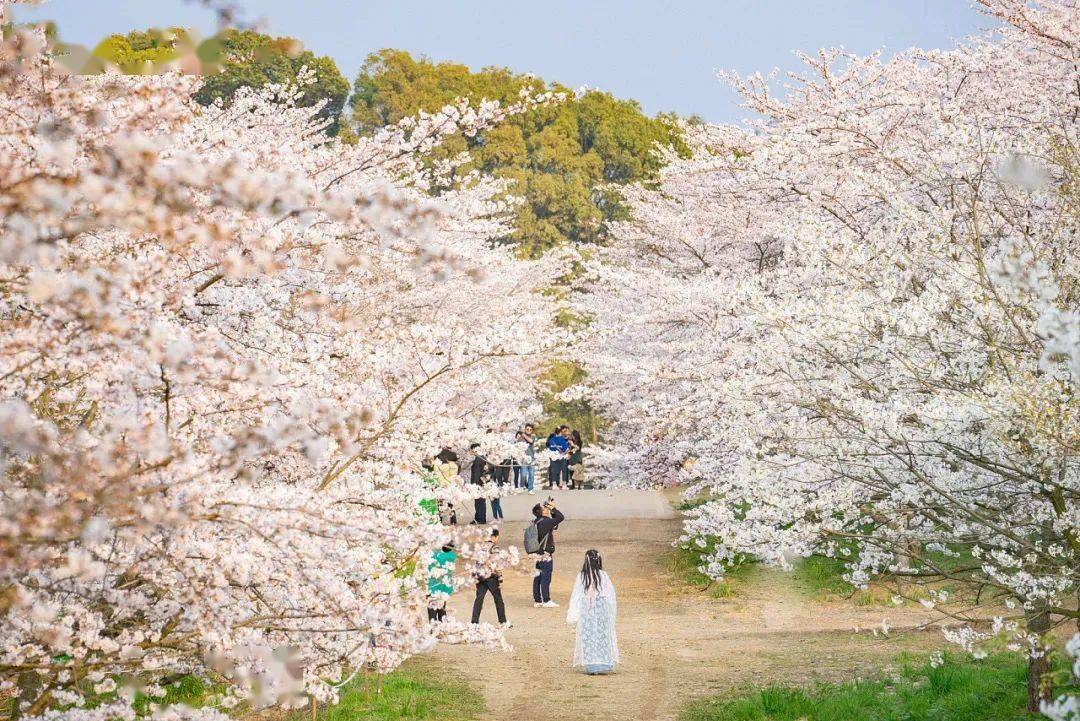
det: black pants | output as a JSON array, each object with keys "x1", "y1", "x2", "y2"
[
  {"x1": 471, "y1": 576, "x2": 506, "y2": 624},
  {"x1": 473, "y1": 497, "x2": 487, "y2": 524},
  {"x1": 533, "y1": 558, "x2": 554, "y2": 603},
  {"x1": 548, "y1": 458, "x2": 569, "y2": 488},
  {"x1": 427, "y1": 604, "x2": 446, "y2": 622}
]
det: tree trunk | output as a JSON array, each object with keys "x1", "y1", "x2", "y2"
[{"x1": 1026, "y1": 605, "x2": 1053, "y2": 712}]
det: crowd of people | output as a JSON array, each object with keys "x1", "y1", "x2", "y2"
[
  {"x1": 420, "y1": 423, "x2": 588, "y2": 527},
  {"x1": 421, "y1": 424, "x2": 619, "y2": 675}
]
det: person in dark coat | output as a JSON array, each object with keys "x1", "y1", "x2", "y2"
[
  {"x1": 531, "y1": 498, "x2": 565, "y2": 606},
  {"x1": 469, "y1": 443, "x2": 489, "y2": 524}
]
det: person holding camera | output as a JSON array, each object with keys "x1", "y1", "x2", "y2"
[
  {"x1": 471, "y1": 528, "x2": 510, "y2": 627},
  {"x1": 531, "y1": 497, "x2": 565, "y2": 607}
]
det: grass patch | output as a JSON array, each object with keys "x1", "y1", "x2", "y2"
[
  {"x1": 670, "y1": 539, "x2": 756, "y2": 598},
  {"x1": 107, "y1": 665, "x2": 481, "y2": 721},
  {"x1": 794, "y1": 555, "x2": 895, "y2": 606},
  {"x1": 794, "y1": 555, "x2": 857, "y2": 597},
  {"x1": 793, "y1": 553, "x2": 973, "y2": 607},
  {"x1": 132, "y1": 675, "x2": 229, "y2": 715},
  {"x1": 676, "y1": 495, "x2": 713, "y2": 512},
  {"x1": 301, "y1": 665, "x2": 483, "y2": 721},
  {"x1": 681, "y1": 652, "x2": 1040, "y2": 721}
]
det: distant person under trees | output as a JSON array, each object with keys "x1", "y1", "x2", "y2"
[
  {"x1": 568, "y1": 429, "x2": 584, "y2": 489},
  {"x1": 434, "y1": 447, "x2": 459, "y2": 524},
  {"x1": 469, "y1": 443, "x2": 489, "y2": 525},
  {"x1": 546, "y1": 425, "x2": 571, "y2": 489},
  {"x1": 427, "y1": 543, "x2": 456, "y2": 623},
  {"x1": 519, "y1": 424, "x2": 537, "y2": 494}
]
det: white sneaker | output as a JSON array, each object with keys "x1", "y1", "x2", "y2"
[
  {"x1": 528, "y1": 490, "x2": 535, "y2": 495},
  {"x1": 533, "y1": 602, "x2": 543, "y2": 608},
  {"x1": 501, "y1": 621, "x2": 514, "y2": 629},
  {"x1": 542, "y1": 600, "x2": 559, "y2": 608}
]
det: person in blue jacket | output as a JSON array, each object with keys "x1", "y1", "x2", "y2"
[{"x1": 546, "y1": 425, "x2": 571, "y2": 489}]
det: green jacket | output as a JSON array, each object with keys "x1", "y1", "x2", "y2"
[{"x1": 427, "y1": 549, "x2": 456, "y2": 595}]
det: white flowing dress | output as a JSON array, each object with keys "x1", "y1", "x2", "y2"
[{"x1": 566, "y1": 570, "x2": 619, "y2": 669}]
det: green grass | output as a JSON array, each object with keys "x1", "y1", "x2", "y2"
[
  {"x1": 792, "y1": 549, "x2": 978, "y2": 607},
  {"x1": 301, "y1": 666, "x2": 483, "y2": 721},
  {"x1": 670, "y1": 539, "x2": 756, "y2": 598},
  {"x1": 132, "y1": 675, "x2": 227, "y2": 714},
  {"x1": 676, "y1": 495, "x2": 713, "y2": 511},
  {"x1": 681, "y1": 653, "x2": 1040, "y2": 721},
  {"x1": 794, "y1": 555, "x2": 857, "y2": 597},
  {"x1": 793, "y1": 555, "x2": 895, "y2": 606},
  {"x1": 125, "y1": 665, "x2": 480, "y2": 721}
]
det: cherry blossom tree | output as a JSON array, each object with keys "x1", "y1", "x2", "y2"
[
  {"x1": 579, "y1": 0, "x2": 1078, "y2": 710},
  {"x1": 1, "y1": 21, "x2": 563, "y2": 721}
]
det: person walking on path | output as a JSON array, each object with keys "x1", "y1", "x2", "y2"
[
  {"x1": 470, "y1": 528, "x2": 510, "y2": 627},
  {"x1": 469, "y1": 443, "x2": 489, "y2": 525},
  {"x1": 546, "y1": 426, "x2": 571, "y2": 490},
  {"x1": 519, "y1": 424, "x2": 537, "y2": 494},
  {"x1": 566, "y1": 549, "x2": 619, "y2": 675},
  {"x1": 531, "y1": 498, "x2": 565, "y2": 607},
  {"x1": 427, "y1": 543, "x2": 457, "y2": 622}
]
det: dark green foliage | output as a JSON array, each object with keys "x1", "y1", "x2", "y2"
[
  {"x1": 350, "y1": 49, "x2": 686, "y2": 255},
  {"x1": 192, "y1": 30, "x2": 350, "y2": 134},
  {"x1": 536, "y1": 359, "x2": 604, "y2": 442},
  {"x1": 91, "y1": 28, "x2": 349, "y2": 135},
  {"x1": 681, "y1": 653, "x2": 1043, "y2": 721}
]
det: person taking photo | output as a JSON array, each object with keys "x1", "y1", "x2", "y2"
[{"x1": 531, "y1": 497, "x2": 565, "y2": 607}]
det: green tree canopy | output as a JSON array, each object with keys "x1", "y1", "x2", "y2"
[
  {"x1": 194, "y1": 30, "x2": 350, "y2": 135},
  {"x1": 350, "y1": 49, "x2": 685, "y2": 255},
  {"x1": 93, "y1": 29, "x2": 350, "y2": 135},
  {"x1": 90, "y1": 28, "x2": 189, "y2": 72}
]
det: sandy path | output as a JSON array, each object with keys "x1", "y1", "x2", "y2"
[{"x1": 421, "y1": 495, "x2": 944, "y2": 721}]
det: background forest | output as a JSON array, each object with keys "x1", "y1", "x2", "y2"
[{"x1": 87, "y1": 26, "x2": 683, "y2": 439}]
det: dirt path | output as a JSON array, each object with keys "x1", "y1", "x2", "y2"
[{"x1": 421, "y1": 497, "x2": 945, "y2": 721}]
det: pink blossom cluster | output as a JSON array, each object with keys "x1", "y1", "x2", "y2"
[
  {"x1": 578, "y1": 0, "x2": 1078, "y2": 709},
  {"x1": 0, "y1": 25, "x2": 565, "y2": 720}
]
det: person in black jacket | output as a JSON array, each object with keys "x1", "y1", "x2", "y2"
[
  {"x1": 471, "y1": 528, "x2": 510, "y2": 627},
  {"x1": 469, "y1": 443, "x2": 489, "y2": 525},
  {"x1": 531, "y1": 499, "x2": 565, "y2": 607},
  {"x1": 567, "y1": 429, "x2": 584, "y2": 489}
]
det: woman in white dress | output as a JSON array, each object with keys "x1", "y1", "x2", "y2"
[{"x1": 566, "y1": 549, "x2": 618, "y2": 674}]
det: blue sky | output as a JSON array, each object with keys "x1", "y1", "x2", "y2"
[{"x1": 15, "y1": 1, "x2": 991, "y2": 123}]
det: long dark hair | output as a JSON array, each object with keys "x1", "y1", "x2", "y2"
[{"x1": 580, "y1": 549, "x2": 603, "y2": 591}]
